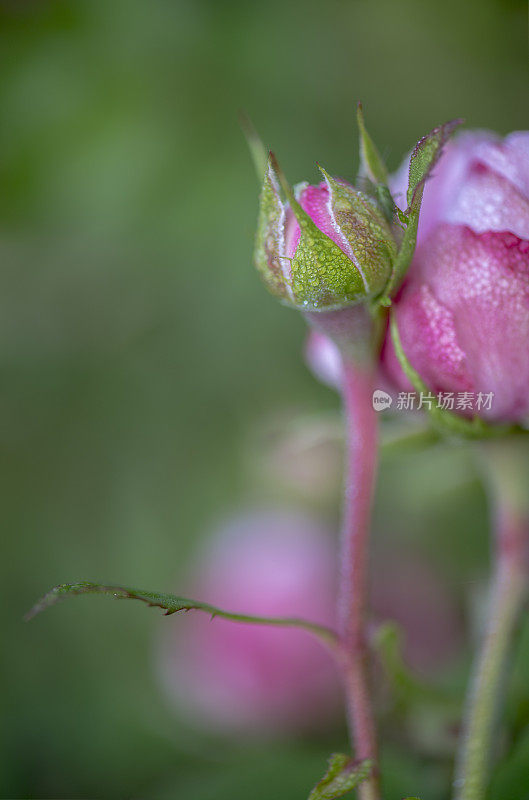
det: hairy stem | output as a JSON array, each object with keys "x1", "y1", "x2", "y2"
[
  {"x1": 454, "y1": 438, "x2": 529, "y2": 800},
  {"x1": 338, "y1": 357, "x2": 380, "y2": 800}
]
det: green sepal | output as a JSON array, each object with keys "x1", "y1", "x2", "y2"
[
  {"x1": 239, "y1": 111, "x2": 268, "y2": 182},
  {"x1": 390, "y1": 312, "x2": 517, "y2": 440},
  {"x1": 25, "y1": 581, "x2": 339, "y2": 646},
  {"x1": 356, "y1": 103, "x2": 388, "y2": 186},
  {"x1": 406, "y1": 119, "x2": 463, "y2": 211},
  {"x1": 318, "y1": 165, "x2": 396, "y2": 298},
  {"x1": 308, "y1": 753, "x2": 374, "y2": 800},
  {"x1": 270, "y1": 153, "x2": 367, "y2": 310},
  {"x1": 254, "y1": 155, "x2": 291, "y2": 300},
  {"x1": 374, "y1": 183, "x2": 399, "y2": 223},
  {"x1": 356, "y1": 105, "x2": 401, "y2": 226},
  {"x1": 382, "y1": 207, "x2": 420, "y2": 300},
  {"x1": 383, "y1": 119, "x2": 463, "y2": 300}
]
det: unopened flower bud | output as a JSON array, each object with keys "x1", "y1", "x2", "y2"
[{"x1": 254, "y1": 158, "x2": 396, "y2": 311}]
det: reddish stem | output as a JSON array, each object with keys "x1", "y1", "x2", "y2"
[{"x1": 338, "y1": 356, "x2": 380, "y2": 800}]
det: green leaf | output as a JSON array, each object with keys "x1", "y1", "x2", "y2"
[
  {"x1": 356, "y1": 103, "x2": 389, "y2": 186},
  {"x1": 25, "y1": 581, "x2": 338, "y2": 645},
  {"x1": 308, "y1": 753, "x2": 373, "y2": 800}
]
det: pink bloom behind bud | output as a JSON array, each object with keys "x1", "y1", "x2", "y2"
[
  {"x1": 305, "y1": 330, "x2": 343, "y2": 390},
  {"x1": 385, "y1": 131, "x2": 529, "y2": 424},
  {"x1": 158, "y1": 510, "x2": 340, "y2": 734}
]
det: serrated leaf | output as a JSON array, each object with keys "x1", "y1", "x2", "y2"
[
  {"x1": 308, "y1": 753, "x2": 373, "y2": 800},
  {"x1": 25, "y1": 581, "x2": 338, "y2": 645}
]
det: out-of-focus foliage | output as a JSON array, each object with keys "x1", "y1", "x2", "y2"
[{"x1": 1, "y1": 0, "x2": 529, "y2": 798}]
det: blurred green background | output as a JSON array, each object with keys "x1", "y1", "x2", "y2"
[{"x1": 1, "y1": 0, "x2": 529, "y2": 798}]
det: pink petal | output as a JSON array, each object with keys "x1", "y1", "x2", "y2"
[
  {"x1": 446, "y1": 161, "x2": 529, "y2": 240},
  {"x1": 284, "y1": 181, "x2": 356, "y2": 260},
  {"x1": 384, "y1": 281, "x2": 473, "y2": 396},
  {"x1": 424, "y1": 226, "x2": 529, "y2": 421}
]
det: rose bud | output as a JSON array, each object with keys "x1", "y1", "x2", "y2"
[
  {"x1": 384, "y1": 131, "x2": 529, "y2": 425},
  {"x1": 249, "y1": 113, "x2": 461, "y2": 369},
  {"x1": 158, "y1": 510, "x2": 340, "y2": 734},
  {"x1": 254, "y1": 158, "x2": 397, "y2": 312}
]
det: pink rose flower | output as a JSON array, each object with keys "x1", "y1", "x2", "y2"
[
  {"x1": 158, "y1": 510, "x2": 340, "y2": 734},
  {"x1": 384, "y1": 131, "x2": 529, "y2": 424}
]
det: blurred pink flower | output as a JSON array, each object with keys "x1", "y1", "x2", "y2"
[
  {"x1": 158, "y1": 510, "x2": 340, "y2": 734},
  {"x1": 384, "y1": 131, "x2": 529, "y2": 424},
  {"x1": 305, "y1": 330, "x2": 343, "y2": 390}
]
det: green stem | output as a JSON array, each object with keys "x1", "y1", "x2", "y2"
[{"x1": 453, "y1": 438, "x2": 529, "y2": 800}]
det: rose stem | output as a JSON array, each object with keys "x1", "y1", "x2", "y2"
[
  {"x1": 454, "y1": 438, "x2": 529, "y2": 800},
  {"x1": 338, "y1": 356, "x2": 380, "y2": 800}
]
